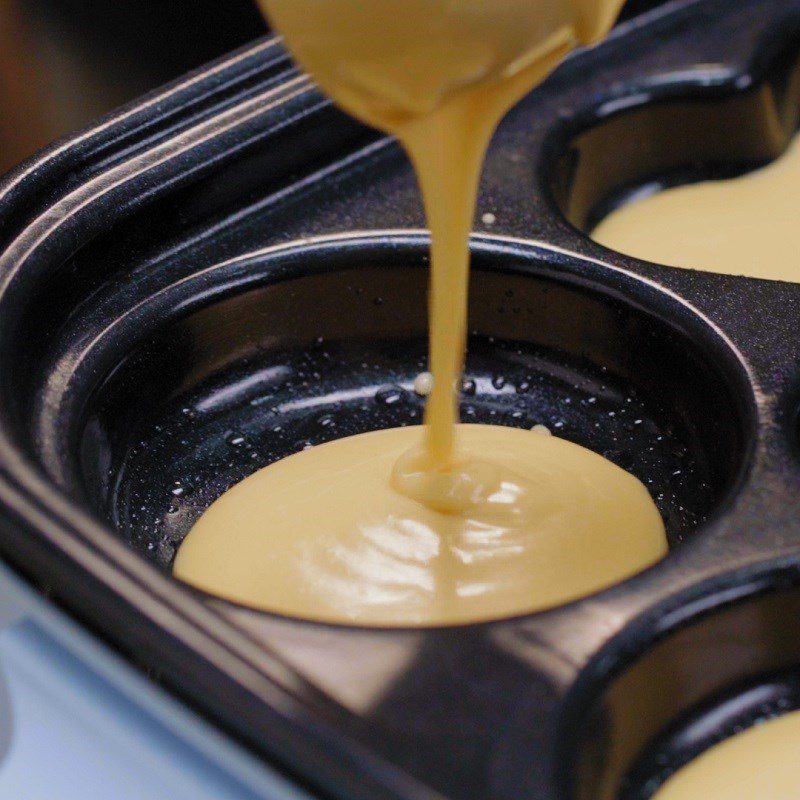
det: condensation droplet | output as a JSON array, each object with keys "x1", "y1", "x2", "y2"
[
  {"x1": 170, "y1": 480, "x2": 193, "y2": 498},
  {"x1": 376, "y1": 386, "x2": 405, "y2": 406}
]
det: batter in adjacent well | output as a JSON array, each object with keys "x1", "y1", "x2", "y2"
[
  {"x1": 651, "y1": 710, "x2": 800, "y2": 800},
  {"x1": 594, "y1": 132, "x2": 800, "y2": 281},
  {"x1": 174, "y1": 0, "x2": 668, "y2": 625}
]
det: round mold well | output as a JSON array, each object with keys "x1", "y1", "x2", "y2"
[
  {"x1": 561, "y1": 574, "x2": 800, "y2": 800},
  {"x1": 20, "y1": 235, "x2": 756, "y2": 607},
  {"x1": 544, "y1": 35, "x2": 800, "y2": 255}
]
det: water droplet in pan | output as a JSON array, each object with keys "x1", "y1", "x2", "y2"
[
  {"x1": 170, "y1": 480, "x2": 193, "y2": 498},
  {"x1": 376, "y1": 386, "x2": 405, "y2": 406},
  {"x1": 226, "y1": 432, "x2": 248, "y2": 448},
  {"x1": 461, "y1": 378, "x2": 476, "y2": 396}
]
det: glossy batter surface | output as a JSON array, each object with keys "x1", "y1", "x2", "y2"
[
  {"x1": 174, "y1": 425, "x2": 666, "y2": 626},
  {"x1": 594, "y1": 134, "x2": 800, "y2": 281},
  {"x1": 652, "y1": 711, "x2": 800, "y2": 800}
]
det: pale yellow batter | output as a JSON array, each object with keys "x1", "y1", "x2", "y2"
[
  {"x1": 174, "y1": 425, "x2": 665, "y2": 625},
  {"x1": 173, "y1": 0, "x2": 668, "y2": 626},
  {"x1": 652, "y1": 710, "x2": 800, "y2": 800},
  {"x1": 594, "y1": 133, "x2": 800, "y2": 280}
]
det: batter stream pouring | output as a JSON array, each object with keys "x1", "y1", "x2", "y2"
[{"x1": 174, "y1": 0, "x2": 667, "y2": 625}]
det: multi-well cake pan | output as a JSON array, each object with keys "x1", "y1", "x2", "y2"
[{"x1": 1, "y1": 1, "x2": 799, "y2": 798}]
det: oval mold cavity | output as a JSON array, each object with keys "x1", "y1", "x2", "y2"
[{"x1": 13, "y1": 237, "x2": 755, "y2": 592}]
